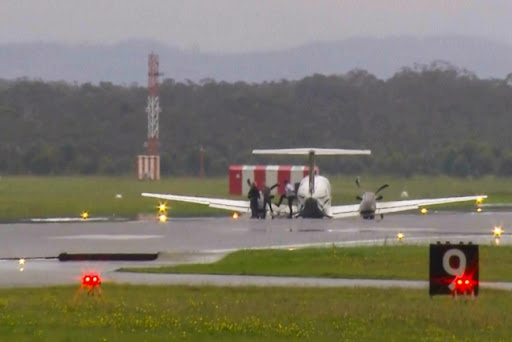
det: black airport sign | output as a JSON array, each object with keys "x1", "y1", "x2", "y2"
[{"x1": 429, "y1": 243, "x2": 479, "y2": 296}]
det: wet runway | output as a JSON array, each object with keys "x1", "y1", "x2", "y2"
[{"x1": 1, "y1": 211, "x2": 511, "y2": 288}]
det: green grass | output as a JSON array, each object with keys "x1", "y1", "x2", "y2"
[
  {"x1": 0, "y1": 176, "x2": 230, "y2": 220},
  {"x1": 1, "y1": 284, "x2": 511, "y2": 341},
  {"x1": 0, "y1": 174, "x2": 510, "y2": 220},
  {"x1": 121, "y1": 245, "x2": 512, "y2": 282}
]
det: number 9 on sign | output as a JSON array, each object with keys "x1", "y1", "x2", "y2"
[
  {"x1": 442, "y1": 249, "x2": 466, "y2": 291},
  {"x1": 429, "y1": 243, "x2": 479, "y2": 296}
]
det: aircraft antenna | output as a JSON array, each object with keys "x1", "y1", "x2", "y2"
[
  {"x1": 146, "y1": 52, "x2": 161, "y2": 156},
  {"x1": 136, "y1": 52, "x2": 162, "y2": 180}
]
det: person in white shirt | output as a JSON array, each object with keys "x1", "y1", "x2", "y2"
[{"x1": 276, "y1": 180, "x2": 296, "y2": 218}]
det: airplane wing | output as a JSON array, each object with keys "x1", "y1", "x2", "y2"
[
  {"x1": 141, "y1": 193, "x2": 252, "y2": 213},
  {"x1": 253, "y1": 148, "x2": 371, "y2": 156},
  {"x1": 376, "y1": 195, "x2": 487, "y2": 214},
  {"x1": 330, "y1": 195, "x2": 486, "y2": 219},
  {"x1": 330, "y1": 204, "x2": 362, "y2": 218}
]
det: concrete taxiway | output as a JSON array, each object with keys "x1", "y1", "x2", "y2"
[{"x1": 1, "y1": 211, "x2": 511, "y2": 288}]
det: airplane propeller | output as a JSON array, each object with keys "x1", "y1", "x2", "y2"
[
  {"x1": 355, "y1": 177, "x2": 389, "y2": 201},
  {"x1": 355, "y1": 177, "x2": 362, "y2": 200},
  {"x1": 375, "y1": 184, "x2": 389, "y2": 201}
]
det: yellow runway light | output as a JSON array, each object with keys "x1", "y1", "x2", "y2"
[
  {"x1": 476, "y1": 207, "x2": 482, "y2": 213},
  {"x1": 476, "y1": 196, "x2": 484, "y2": 204},
  {"x1": 19, "y1": 258, "x2": 25, "y2": 266},
  {"x1": 81, "y1": 211, "x2": 89, "y2": 220},
  {"x1": 420, "y1": 208, "x2": 428, "y2": 215},
  {"x1": 397, "y1": 232, "x2": 404, "y2": 241},
  {"x1": 493, "y1": 226, "x2": 503, "y2": 237},
  {"x1": 158, "y1": 214, "x2": 168, "y2": 223},
  {"x1": 158, "y1": 203, "x2": 168, "y2": 212},
  {"x1": 232, "y1": 212, "x2": 239, "y2": 220}
]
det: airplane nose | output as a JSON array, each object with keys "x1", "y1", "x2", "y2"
[
  {"x1": 301, "y1": 198, "x2": 324, "y2": 218},
  {"x1": 359, "y1": 201, "x2": 375, "y2": 217},
  {"x1": 359, "y1": 202, "x2": 370, "y2": 212}
]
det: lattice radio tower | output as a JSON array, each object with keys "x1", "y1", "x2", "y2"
[{"x1": 146, "y1": 52, "x2": 161, "y2": 156}]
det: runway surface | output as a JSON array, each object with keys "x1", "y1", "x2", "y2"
[{"x1": 1, "y1": 211, "x2": 511, "y2": 288}]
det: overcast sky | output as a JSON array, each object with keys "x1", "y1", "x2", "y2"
[{"x1": 1, "y1": 0, "x2": 511, "y2": 53}]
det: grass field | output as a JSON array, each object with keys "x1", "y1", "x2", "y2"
[
  {"x1": 0, "y1": 174, "x2": 510, "y2": 220},
  {"x1": 121, "y1": 245, "x2": 512, "y2": 282},
  {"x1": 1, "y1": 284, "x2": 511, "y2": 341}
]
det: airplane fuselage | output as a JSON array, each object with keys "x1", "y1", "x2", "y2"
[{"x1": 296, "y1": 175, "x2": 332, "y2": 218}]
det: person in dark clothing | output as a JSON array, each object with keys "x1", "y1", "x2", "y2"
[
  {"x1": 276, "y1": 179, "x2": 296, "y2": 218},
  {"x1": 261, "y1": 182, "x2": 279, "y2": 218},
  {"x1": 247, "y1": 179, "x2": 260, "y2": 218}
]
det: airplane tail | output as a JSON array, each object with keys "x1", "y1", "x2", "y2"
[{"x1": 252, "y1": 148, "x2": 371, "y2": 195}]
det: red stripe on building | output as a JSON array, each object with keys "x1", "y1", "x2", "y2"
[
  {"x1": 277, "y1": 166, "x2": 292, "y2": 195},
  {"x1": 229, "y1": 165, "x2": 243, "y2": 195},
  {"x1": 254, "y1": 165, "x2": 267, "y2": 189},
  {"x1": 136, "y1": 155, "x2": 160, "y2": 180},
  {"x1": 303, "y1": 166, "x2": 319, "y2": 178}
]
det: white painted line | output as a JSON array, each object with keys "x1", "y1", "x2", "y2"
[
  {"x1": 326, "y1": 227, "x2": 438, "y2": 233},
  {"x1": 325, "y1": 228, "x2": 359, "y2": 233},
  {"x1": 109, "y1": 273, "x2": 512, "y2": 290},
  {"x1": 357, "y1": 227, "x2": 439, "y2": 232},
  {"x1": 48, "y1": 234, "x2": 164, "y2": 240},
  {"x1": 203, "y1": 235, "x2": 512, "y2": 254},
  {"x1": 30, "y1": 217, "x2": 110, "y2": 222}
]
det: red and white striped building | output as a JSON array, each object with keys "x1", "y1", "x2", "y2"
[
  {"x1": 136, "y1": 155, "x2": 160, "y2": 180},
  {"x1": 229, "y1": 165, "x2": 319, "y2": 195}
]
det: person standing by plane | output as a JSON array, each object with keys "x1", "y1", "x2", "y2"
[
  {"x1": 247, "y1": 179, "x2": 260, "y2": 218},
  {"x1": 261, "y1": 182, "x2": 279, "y2": 218},
  {"x1": 276, "y1": 179, "x2": 296, "y2": 218}
]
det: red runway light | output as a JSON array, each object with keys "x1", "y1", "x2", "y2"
[
  {"x1": 452, "y1": 274, "x2": 477, "y2": 294},
  {"x1": 82, "y1": 273, "x2": 101, "y2": 287}
]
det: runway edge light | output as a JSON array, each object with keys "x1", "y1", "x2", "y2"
[
  {"x1": 158, "y1": 202, "x2": 168, "y2": 213},
  {"x1": 476, "y1": 196, "x2": 484, "y2": 212},
  {"x1": 157, "y1": 202, "x2": 168, "y2": 222},
  {"x1": 159, "y1": 213, "x2": 168, "y2": 223},
  {"x1": 397, "y1": 232, "x2": 404, "y2": 242},
  {"x1": 493, "y1": 226, "x2": 503, "y2": 246},
  {"x1": 493, "y1": 226, "x2": 503, "y2": 237}
]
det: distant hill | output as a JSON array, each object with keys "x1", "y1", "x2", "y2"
[{"x1": 1, "y1": 36, "x2": 511, "y2": 84}]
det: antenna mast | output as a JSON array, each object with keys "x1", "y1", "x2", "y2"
[{"x1": 146, "y1": 52, "x2": 161, "y2": 155}]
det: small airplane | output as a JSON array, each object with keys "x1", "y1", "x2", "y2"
[
  {"x1": 141, "y1": 148, "x2": 487, "y2": 219},
  {"x1": 355, "y1": 177, "x2": 390, "y2": 220}
]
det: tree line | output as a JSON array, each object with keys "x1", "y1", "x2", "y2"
[{"x1": 1, "y1": 62, "x2": 512, "y2": 177}]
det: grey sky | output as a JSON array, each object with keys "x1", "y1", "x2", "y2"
[{"x1": 1, "y1": 0, "x2": 511, "y2": 53}]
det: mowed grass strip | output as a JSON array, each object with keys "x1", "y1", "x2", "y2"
[
  {"x1": 0, "y1": 174, "x2": 509, "y2": 220},
  {"x1": 121, "y1": 245, "x2": 512, "y2": 282},
  {"x1": 0, "y1": 176, "x2": 229, "y2": 220},
  {"x1": 0, "y1": 284, "x2": 511, "y2": 342}
]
